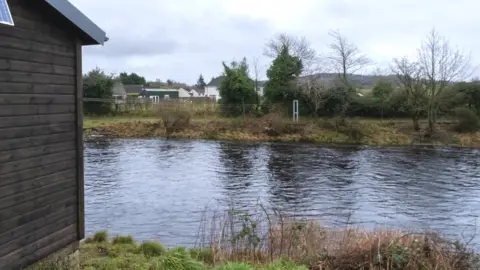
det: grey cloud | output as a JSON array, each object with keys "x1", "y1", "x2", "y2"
[
  {"x1": 85, "y1": 35, "x2": 179, "y2": 57},
  {"x1": 73, "y1": 0, "x2": 480, "y2": 83}
]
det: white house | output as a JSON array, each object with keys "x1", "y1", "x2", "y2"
[
  {"x1": 177, "y1": 88, "x2": 192, "y2": 98},
  {"x1": 205, "y1": 76, "x2": 224, "y2": 101},
  {"x1": 205, "y1": 76, "x2": 266, "y2": 101},
  {"x1": 189, "y1": 89, "x2": 200, "y2": 97}
]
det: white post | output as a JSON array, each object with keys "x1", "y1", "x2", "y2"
[{"x1": 293, "y1": 100, "x2": 299, "y2": 122}]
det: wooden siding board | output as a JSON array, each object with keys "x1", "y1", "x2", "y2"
[
  {"x1": 0, "y1": 47, "x2": 75, "y2": 67},
  {"x1": 0, "y1": 188, "x2": 76, "y2": 227},
  {"x1": 0, "y1": 141, "x2": 76, "y2": 163},
  {"x1": 0, "y1": 105, "x2": 75, "y2": 117},
  {"x1": 0, "y1": 132, "x2": 76, "y2": 152},
  {"x1": 0, "y1": 150, "x2": 76, "y2": 175},
  {"x1": 0, "y1": 226, "x2": 77, "y2": 270},
  {"x1": 0, "y1": 169, "x2": 76, "y2": 199},
  {"x1": 0, "y1": 94, "x2": 75, "y2": 104},
  {"x1": 0, "y1": 205, "x2": 76, "y2": 251},
  {"x1": 0, "y1": 177, "x2": 76, "y2": 213},
  {"x1": 0, "y1": 71, "x2": 74, "y2": 85},
  {"x1": 0, "y1": 35, "x2": 75, "y2": 58},
  {"x1": 0, "y1": 59, "x2": 75, "y2": 76},
  {"x1": 0, "y1": 159, "x2": 76, "y2": 187},
  {"x1": 75, "y1": 40, "x2": 85, "y2": 240},
  {"x1": 0, "y1": 213, "x2": 77, "y2": 257},
  {"x1": 0, "y1": 82, "x2": 75, "y2": 95},
  {"x1": 0, "y1": 196, "x2": 77, "y2": 236},
  {"x1": 0, "y1": 114, "x2": 75, "y2": 128},
  {"x1": 0, "y1": 123, "x2": 74, "y2": 140}
]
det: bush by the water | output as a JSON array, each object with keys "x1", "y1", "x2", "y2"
[
  {"x1": 139, "y1": 241, "x2": 166, "y2": 257},
  {"x1": 92, "y1": 230, "x2": 108, "y2": 243},
  {"x1": 156, "y1": 107, "x2": 191, "y2": 135},
  {"x1": 112, "y1": 235, "x2": 135, "y2": 245},
  {"x1": 453, "y1": 107, "x2": 480, "y2": 133}
]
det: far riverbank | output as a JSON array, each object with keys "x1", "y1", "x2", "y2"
[{"x1": 83, "y1": 116, "x2": 480, "y2": 148}]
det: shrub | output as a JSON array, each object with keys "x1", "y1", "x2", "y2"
[
  {"x1": 139, "y1": 241, "x2": 165, "y2": 257},
  {"x1": 112, "y1": 235, "x2": 135, "y2": 245},
  {"x1": 453, "y1": 107, "x2": 480, "y2": 133},
  {"x1": 190, "y1": 249, "x2": 214, "y2": 265},
  {"x1": 158, "y1": 247, "x2": 205, "y2": 270},
  {"x1": 156, "y1": 107, "x2": 191, "y2": 135},
  {"x1": 93, "y1": 231, "x2": 108, "y2": 243}
]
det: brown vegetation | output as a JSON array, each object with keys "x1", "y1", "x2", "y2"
[
  {"x1": 193, "y1": 204, "x2": 478, "y2": 270},
  {"x1": 84, "y1": 110, "x2": 480, "y2": 147}
]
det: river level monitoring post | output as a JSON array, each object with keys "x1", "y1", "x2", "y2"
[{"x1": 293, "y1": 100, "x2": 299, "y2": 122}]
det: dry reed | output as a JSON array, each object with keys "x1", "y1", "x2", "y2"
[{"x1": 194, "y1": 203, "x2": 478, "y2": 270}]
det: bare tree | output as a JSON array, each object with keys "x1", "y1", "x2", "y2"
[
  {"x1": 297, "y1": 58, "x2": 332, "y2": 115},
  {"x1": 327, "y1": 30, "x2": 371, "y2": 119},
  {"x1": 417, "y1": 28, "x2": 472, "y2": 134},
  {"x1": 264, "y1": 33, "x2": 317, "y2": 71},
  {"x1": 301, "y1": 78, "x2": 330, "y2": 115},
  {"x1": 391, "y1": 57, "x2": 428, "y2": 131},
  {"x1": 328, "y1": 30, "x2": 371, "y2": 85}
]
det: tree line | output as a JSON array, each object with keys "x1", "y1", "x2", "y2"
[{"x1": 217, "y1": 29, "x2": 480, "y2": 134}]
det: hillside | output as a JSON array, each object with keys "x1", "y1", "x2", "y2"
[
  {"x1": 300, "y1": 73, "x2": 399, "y2": 89},
  {"x1": 207, "y1": 73, "x2": 398, "y2": 89}
]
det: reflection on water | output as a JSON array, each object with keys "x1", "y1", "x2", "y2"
[{"x1": 84, "y1": 139, "x2": 480, "y2": 246}]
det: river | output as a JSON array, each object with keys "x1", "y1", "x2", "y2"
[{"x1": 84, "y1": 138, "x2": 480, "y2": 247}]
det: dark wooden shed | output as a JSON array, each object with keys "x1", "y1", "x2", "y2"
[{"x1": 0, "y1": 0, "x2": 106, "y2": 269}]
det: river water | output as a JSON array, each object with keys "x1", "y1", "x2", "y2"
[{"x1": 84, "y1": 138, "x2": 480, "y2": 247}]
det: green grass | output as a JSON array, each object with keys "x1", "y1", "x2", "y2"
[{"x1": 77, "y1": 238, "x2": 304, "y2": 270}]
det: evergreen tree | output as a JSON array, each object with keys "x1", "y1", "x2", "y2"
[
  {"x1": 83, "y1": 68, "x2": 115, "y2": 115},
  {"x1": 119, "y1": 72, "x2": 146, "y2": 85},
  {"x1": 218, "y1": 57, "x2": 257, "y2": 116},
  {"x1": 196, "y1": 74, "x2": 207, "y2": 91},
  {"x1": 263, "y1": 46, "x2": 303, "y2": 106}
]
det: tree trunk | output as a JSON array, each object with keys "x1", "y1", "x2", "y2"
[
  {"x1": 427, "y1": 98, "x2": 436, "y2": 135},
  {"x1": 412, "y1": 114, "x2": 420, "y2": 131}
]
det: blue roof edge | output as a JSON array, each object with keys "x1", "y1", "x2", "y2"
[{"x1": 43, "y1": 0, "x2": 107, "y2": 45}]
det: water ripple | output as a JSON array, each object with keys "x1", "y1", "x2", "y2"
[{"x1": 84, "y1": 139, "x2": 480, "y2": 247}]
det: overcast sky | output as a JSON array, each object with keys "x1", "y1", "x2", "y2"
[{"x1": 71, "y1": 0, "x2": 479, "y2": 84}]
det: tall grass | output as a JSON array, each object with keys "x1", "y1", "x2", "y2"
[{"x1": 194, "y1": 203, "x2": 478, "y2": 269}]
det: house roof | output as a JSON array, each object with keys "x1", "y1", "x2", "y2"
[
  {"x1": 145, "y1": 88, "x2": 179, "y2": 92},
  {"x1": 206, "y1": 76, "x2": 225, "y2": 87},
  {"x1": 42, "y1": 0, "x2": 107, "y2": 45},
  {"x1": 124, "y1": 84, "x2": 144, "y2": 94}
]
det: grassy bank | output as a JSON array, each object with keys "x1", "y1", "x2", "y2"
[
  {"x1": 29, "y1": 202, "x2": 478, "y2": 269},
  {"x1": 84, "y1": 115, "x2": 480, "y2": 147},
  {"x1": 30, "y1": 226, "x2": 477, "y2": 270}
]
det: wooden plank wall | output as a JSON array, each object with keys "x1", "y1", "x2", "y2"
[{"x1": 0, "y1": 0, "x2": 80, "y2": 269}]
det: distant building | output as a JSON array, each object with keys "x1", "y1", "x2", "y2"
[
  {"x1": 112, "y1": 82, "x2": 127, "y2": 103},
  {"x1": 206, "y1": 76, "x2": 266, "y2": 101},
  {"x1": 189, "y1": 89, "x2": 200, "y2": 97},
  {"x1": 140, "y1": 87, "x2": 192, "y2": 102},
  {"x1": 124, "y1": 84, "x2": 145, "y2": 97},
  {"x1": 205, "y1": 76, "x2": 224, "y2": 101}
]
